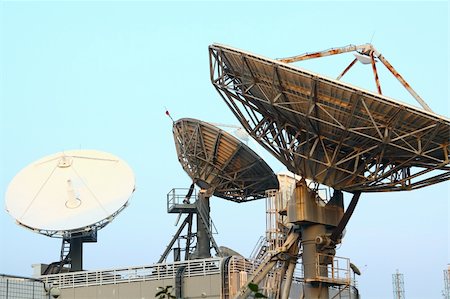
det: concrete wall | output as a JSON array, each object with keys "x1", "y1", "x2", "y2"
[{"x1": 58, "y1": 274, "x2": 221, "y2": 299}]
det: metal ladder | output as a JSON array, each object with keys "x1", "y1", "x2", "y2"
[
  {"x1": 250, "y1": 236, "x2": 268, "y2": 261},
  {"x1": 60, "y1": 238, "x2": 71, "y2": 262}
]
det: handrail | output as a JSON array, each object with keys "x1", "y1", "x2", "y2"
[
  {"x1": 41, "y1": 257, "x2": 222, "y2": 289},
  {"x1": 0, "y1": 274, "x2": 44, "y2": 283},
  {"x1": 167, "y1": 188, "x2": 197, "y2": 212},
  {"x1": 315, "y1": 254, "x2": 351, "y2": 285}
]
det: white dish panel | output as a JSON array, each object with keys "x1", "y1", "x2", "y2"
[{"x1": 5, "y1": 150, "x2": 135, "y2": 235}]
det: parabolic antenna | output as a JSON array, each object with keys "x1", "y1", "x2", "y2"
[
  {"x1": 5, "y1": 150, "x2": 135, "y2": 236},
  {"x1": 173, "y1": 118, "x2": 279, "y2": 202},
  {"x1": 209, "y1": 44, "x2": 450, "y2": 192}
]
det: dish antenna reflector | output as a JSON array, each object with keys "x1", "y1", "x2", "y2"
[
  {"x1": 173, "y1": 118, "x2": 279, "y2": 202},
  {"x1": 209, "y1": 43, "x2": 450, "y2": 193},
  {"x1": 161, "y1": 118, "x2": 278, "y2": 261},
  {"x1": 5, "y1": 149, "x2": 135, "y2": 272},
  {"x1": 209, "y1": 43, "x2": 450, "y2": 298}
]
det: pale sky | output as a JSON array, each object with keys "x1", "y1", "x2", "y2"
[{"x1": 0, "y1": 1, "x2": 448, "y2": 298}]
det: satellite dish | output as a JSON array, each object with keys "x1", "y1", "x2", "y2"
[
  {"x1": 166, "y1": 118, "x2": 278, "y2": 261},
  {"x1": 173, "y1": 118, "x2": 279, "y2": 202},
  {"x1": 5, "y1": 149, "x2": 135, "y2": 236},
  {"x1": 210, "y1": 43, "x2": 450, "y2": 297},
  {"x1": 209, "y1": 44, "x2": 450, "y2": 192}
]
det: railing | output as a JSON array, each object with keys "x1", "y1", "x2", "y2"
[
  {"x1": 249, "y1": 236, "x2": 266, "y2": 261},
  {"x1": 0, "y1": 274, "x2": 47, "y2": 299},
  {"x1": 41, "y1": 258, "x2": 222, "y2": 289},
  {"x1": 228, "y1": 256, "x2": 260, "y2": 275},
  {"x1": 167, "y1": 188, "x2": 197, "y2": 212},
  {"x1": 315, "y1": 254, "x2": 351, "y2": 285},
  {"x1": 227, "y1": 256, "x2": 305, "y2": 297}
]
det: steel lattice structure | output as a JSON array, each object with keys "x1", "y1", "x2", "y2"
[
  {"x1": 173, "y1": 118, "x2": 279, "y2": 202},
  {"x1": 209, "y1": 44, "x2": 450, "y2": 192}
]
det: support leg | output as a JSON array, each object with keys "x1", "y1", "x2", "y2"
[
  {"x1": 233, "y1": 228, "x2": 301, "y2": 299},
  {"x1": 281, "y1": 240, "x2": 300, "y2": 299}
]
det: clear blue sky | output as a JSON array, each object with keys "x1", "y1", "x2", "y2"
[{"x1": 0, "y1": 1, "x2": 448, "y2": 298}]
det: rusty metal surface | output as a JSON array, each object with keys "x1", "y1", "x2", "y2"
[
  {"x1": 278, "y1": 43, "x2": 432, "y2": 112},
  {"x1": 336, "y1": 58, "x2": 357, "y2": 80},
  {"x1": 278, "y1": 44, "x2": 368, "y2": 63},
  {"x1": 376, "y1": 51, "x2": 433, "y2": 112},
  {"x1": 209, "y1": 44, "x2": 450, "y2": 192},
  {"x1": 173, "y1": 118, "x2": 279, "y2": 202},
  {"x1": 370, "y1": 51, "x2": 382, "y2": 95}
]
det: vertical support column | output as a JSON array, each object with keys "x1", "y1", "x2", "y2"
[
  {"x1": 69, "y1": 237, "x2": 83, "y2": 271},
  {"x1": 194, "y1": 192, "x2": 211, "y2": 259},
  {"x1": 301, "y1": 224, "x2": 329, "y2": 298}
]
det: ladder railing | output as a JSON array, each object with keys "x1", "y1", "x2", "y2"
[
  {"x1": 60, "y1": 238, "x2": 71, "y2": 262},
  {"x1": 249, "y1": 236, "x2": 265, "y2": 261}
]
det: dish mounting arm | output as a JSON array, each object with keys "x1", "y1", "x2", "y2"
[
  {"x1": 277, "y1": 43, "x2": 433, "y2": 112},
  {"x1": 329, "y1": 191, "x2": 361, "y2": 244}
]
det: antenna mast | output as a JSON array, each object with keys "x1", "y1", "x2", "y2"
[
  {"x1": 392, "y1": 269, "x2": 405, "y2": 299},
  {"x1": 444, "y1": 265, "x2": 450, "y2": 299}
]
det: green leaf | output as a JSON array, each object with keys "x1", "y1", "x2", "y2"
[
  {"x1": 255, "y1": 292, "x2": 267, "y2": 298},
  {"x1": 155, "y1": 290, "x2": 165, "y2": 297},
  {"x1": 248, "y1": 283, "x2": 259, "y2": 292}
]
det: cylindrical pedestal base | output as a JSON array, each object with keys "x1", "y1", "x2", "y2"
[
  {"x1": 301, "y1": 224, "x2": 329, "y2": 299},
  {"x1": 192, "y1": 195, "x2": 211, "y2": 259}
]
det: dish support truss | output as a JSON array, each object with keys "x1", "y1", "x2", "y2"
[{"x1": 209, "y1": 44, "x2": 450, "y2": 192}]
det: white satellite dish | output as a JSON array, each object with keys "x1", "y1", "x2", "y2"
[{"x1": 5, "y1": 149, "x2": 135, "y2": 236}]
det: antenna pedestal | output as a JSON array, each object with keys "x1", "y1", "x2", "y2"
[
  {"x1": 69, "y1": 238, "x2": 83, "y2": 271},
  {"x1": 234, "y1": 182, "x2": 346, "y2": 299},
  {"x1": 290, "y1": 181, "x2": 344, "y2": 297},
  {"x1": 64, "y1": 230, "x2": 97, "y2": 272},
  {"x1": 160, "y1": 188, "x2": 221, "y2": 263},
  {"x1": 192, "y1": 192, "x2": 212, "y2": 259},
  {"x1": 301, "y1": 224, "x2": 330, "y2": 298}
]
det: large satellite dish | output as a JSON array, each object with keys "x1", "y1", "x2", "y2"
[
  {"x1": 209, "y1": 43, "x2": 450, "y2": 298},
  {"x1": 5, "y1": 149, "x2": 135, "y2": 273},
  {"x1": 163, "y1": 118, "x2": 279, "y2": 261},
  {"x1": 6, "y1": 149, "x2": 135, "y2": 236},
  {"x1": 173, "y1": 118, "x2": 279, "y2": 202},
  {"x1": 209, "y1": 43, "x2": 450, "y2": 192}
]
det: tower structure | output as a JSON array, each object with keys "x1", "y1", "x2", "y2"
[
  {"x1": 444, "y1": 265, "x2": 450, "y2": 299},
  {"x1": 392, "y1": 269, "x2": 405, "y2": 299}
]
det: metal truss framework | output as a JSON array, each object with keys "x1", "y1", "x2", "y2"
[
  {"x1": 209, "y1": 44, "x2": 450, "y2": 192},
  {"x1": 18, "y1": 203, "x2": 128, "y2": 237},
  {"x1": 173, "y1": 118, "x2": 279, "y2": 202}
]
